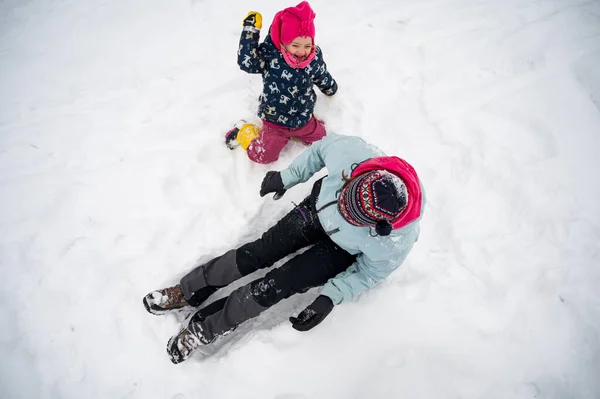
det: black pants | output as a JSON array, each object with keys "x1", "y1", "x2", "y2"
[
  {"x1": 179, "y1": 193, "x2": 356, "y2": 342},
  {"x1": 237, "y1": 195, "x2": 356, "y2": 307}
]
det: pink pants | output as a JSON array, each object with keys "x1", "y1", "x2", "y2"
[{"x1": 247, "y1": 117, "x2": 326, "y2": 164}]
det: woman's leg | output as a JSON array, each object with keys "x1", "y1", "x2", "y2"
[
  {"x1": 179, "y1": 196, "x2": 324, "y2": 306},
  {"x1": 167, "y1": 238, "x2": 357, "y2": 363},
  {"x1": 247, "y1": 238, "x2": 356, "y2": 308}
]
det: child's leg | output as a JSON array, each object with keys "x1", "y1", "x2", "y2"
[
  {"x1": 292, "y1": 117, "x2": 326, "y2": 145},
  {"x1": 246, "y1": 123, "x2": 291, "y2": 164}
]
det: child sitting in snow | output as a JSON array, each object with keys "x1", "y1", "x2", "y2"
[{"x1": 225, "y1": 1, "x2": 338, "y2": 164}]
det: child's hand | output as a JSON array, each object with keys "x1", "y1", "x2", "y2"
[
  {"x1": 324, "y1": 81, "x2": 338, "y2": 97},
  {"x1": 243, "y1": 12, "x2": 262, "y2": 29}
]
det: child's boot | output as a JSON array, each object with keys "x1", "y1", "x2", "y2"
[{"x1": 225, "y1": 121, "x2": 260, "y2": 150}]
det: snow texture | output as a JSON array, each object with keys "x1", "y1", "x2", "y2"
[{"x1": 1, "y1": 0, "x2": 600, "y2": 398}]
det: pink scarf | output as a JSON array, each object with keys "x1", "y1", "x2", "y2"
[{"x1": 281, "y1": 47, "x2": 316, "y2": 69}]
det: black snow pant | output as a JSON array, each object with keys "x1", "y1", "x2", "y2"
[{"x1": 179, "y1": 184, "x2": 356, "y2": 344}]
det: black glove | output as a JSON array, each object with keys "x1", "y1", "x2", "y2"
[
  {"x1": 260, "y1": 171, "x2": 286, "y2": 200},
  {"x1": 325, "y1": 81, "x2": 338, "y2": 96},
  {"x1": 289, "y1": 295, "x2": 334, "y2": 332}
]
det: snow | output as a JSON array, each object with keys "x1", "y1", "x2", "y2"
[{"x1": 1, "y1": 0, "x2": 600, "y2": 398}]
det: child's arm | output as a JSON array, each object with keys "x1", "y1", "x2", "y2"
[
  {"x1": 237, "y1": 12, "x2": 266, "y2": 74},
  {"x1": 312, "y1": 48, "x2": 338, "y2": 96}
]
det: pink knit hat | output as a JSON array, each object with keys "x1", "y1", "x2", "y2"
[
  {"x1": 270, "y1": 1, "x2": 316, "y2": 50},
  {"x1": 338, "y1": 171, "x2": 408, "y2": 232}
]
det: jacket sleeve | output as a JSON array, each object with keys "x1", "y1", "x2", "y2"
[
  {"x1": 237, "y1": 26, "x2": 266, "y2": 74},
  {"x1": 312, "y1": 47, "x2": 338, "y2": 96},
  {"x1": 320, "y1": 233, "x2": 418, "y2": 305},
  {"x1": 279, "y1": 135, "x2": 332, "y2": 188}
]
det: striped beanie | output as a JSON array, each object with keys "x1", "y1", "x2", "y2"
[{"x1": 338, "y1": 170, "x2": 408, "y2": 235}]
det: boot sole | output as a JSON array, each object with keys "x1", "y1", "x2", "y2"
[{"x1": 166, "y1": 333, "x2": 185, "y2": 364}]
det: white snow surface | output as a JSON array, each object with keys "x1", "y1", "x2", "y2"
[{"x1": 1, "y1": 0, "x2": 600, "y2": 398}]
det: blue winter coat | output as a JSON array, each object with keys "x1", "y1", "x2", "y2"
[
  {"x1": 279, "y1": 134, "x2": 426, "y2": 304},
  {"x1": 237, "y1": 26, "x2": 338, "y2": 128}
]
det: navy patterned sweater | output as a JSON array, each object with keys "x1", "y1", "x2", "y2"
[{"x1": 237, "y1": 26, "x2": 338, "y2": 128}]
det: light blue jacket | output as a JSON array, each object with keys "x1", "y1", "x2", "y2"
[{"x1": 280, "y1": 134, "x2": 425, "y2": 304}]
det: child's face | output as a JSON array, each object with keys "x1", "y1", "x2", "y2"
[{"x1": 281, "y1": 36, "x2": 314, "y2": 61}]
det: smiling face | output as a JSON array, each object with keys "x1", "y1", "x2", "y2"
[{"x1": 281, "y1": 36, "x2": 314, "y2": 61}]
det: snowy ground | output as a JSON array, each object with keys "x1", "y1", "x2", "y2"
[{"x1": 1, "y1": 0, "x2": 600, "y2": 398}]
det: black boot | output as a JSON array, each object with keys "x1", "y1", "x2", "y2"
[
  {"x1": 167, "y1": 325, "x2": 204, "y2": 364},
  {"x1": 166, "y1": 285, "x2": 267, "y2": 363},
  {"x1": 166, "y1": 297, "x2": 227, "y2": 364}
]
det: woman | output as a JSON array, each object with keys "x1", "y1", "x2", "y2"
[{"x1": 144, "y1": 133, "x2": 425, "y2": 364}]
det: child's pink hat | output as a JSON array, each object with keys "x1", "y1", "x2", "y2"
[{"x1": 270, "y1": 1, "x2": 316, "y2": 50}]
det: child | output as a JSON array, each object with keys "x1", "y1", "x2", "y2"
[
  {"x1": 144, "y1": 134, "x2": 425, "y2": 364},
  {"x1": 226, "y1": 1, "x2": 338, "y2": 164}
]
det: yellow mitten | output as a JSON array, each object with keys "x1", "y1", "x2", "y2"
[
  {"x1": 242, "y1": 12, "x2": 262, "y2": 29},
  {"x1": 237, "y1": 123, "x2": 260, "y2": 150}
]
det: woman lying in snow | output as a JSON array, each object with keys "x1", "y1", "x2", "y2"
[{"x1": 143, "y1": 133, "x2": 425, "y2": 364}]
